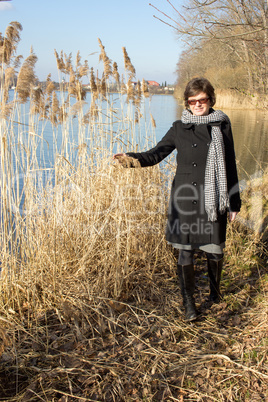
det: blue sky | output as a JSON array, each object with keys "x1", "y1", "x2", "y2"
[{"x1": 0, "y1": 0, "x2": 184, "y2": 85}]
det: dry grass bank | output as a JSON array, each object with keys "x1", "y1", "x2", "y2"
[
  {"x1": 0, "y1": 179, "x2": 267, "y2": 401},
  {"x1": 175, "y1": 87, "x2": 268, "y2": 110},
  {"x1": 215, "y1": 89, "x2": 268, "y2": 110},
  {"x1": 0, "y1": 22, "x2": 267, "y2": 402}
]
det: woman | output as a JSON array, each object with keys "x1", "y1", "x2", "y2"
[{"x1": 113, "y1": 77, "x2": 241, "y2": 321}]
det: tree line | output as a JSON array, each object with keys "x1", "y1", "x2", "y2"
[{"x1": 151, "y1": 0, "x2": 267, "y2": 94}]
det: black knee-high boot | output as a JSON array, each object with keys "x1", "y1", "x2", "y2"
[
  {"x1": 177, "y1": 264, "x2": 198, "y2": 321},
  {"x1": 207, "y1": 257, "x2": 223, "y2": 303}
]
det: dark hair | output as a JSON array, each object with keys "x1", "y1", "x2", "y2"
[{"x1": 183, "y1": 77, "x2": 216, "y2": 108}]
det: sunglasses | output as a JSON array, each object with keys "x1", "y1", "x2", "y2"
[{"x1": 188, "y1": 98, "x2": 209, "y2": 106}]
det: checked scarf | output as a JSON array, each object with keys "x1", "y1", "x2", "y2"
[{"x1": 181, "y1": 109, "x2": 230, "y2": 222}]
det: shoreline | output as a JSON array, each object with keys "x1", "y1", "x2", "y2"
[
  {"x1": 215, "y1": 89, "x2": 268, "y2": 110},
  {"x1": 174, "y1": 88, "x2": 268, "y2": 110}
]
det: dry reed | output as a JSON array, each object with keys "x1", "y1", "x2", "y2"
[
  {"x1": 54, "y1": 49, "x2": 63, "y2": 72},
  {"x1": 0, "y1": 21, "x2": 267, "y2": 401},
  {"x1": 90, "y1": 67, "x2": 97, "y2": 97},
  {"x1": 112, "y1": 61, "x2": 120, "y2": 86},
  {"x1": 122, "y1": 46, "x2": 136, "y2": 81},
  {"x1": 98, "y1": 38, "x2": 112, "y2": 80},
  {"x1": 0, "y1": 21, "x2": 22, "y2": 65},
  {"x1": 16, "y1": 50, "x2": 38, "y2": 103}
]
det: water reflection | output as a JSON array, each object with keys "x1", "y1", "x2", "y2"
[{"x1": 222, "y1": 109, "x2": 268, "y2": 180}]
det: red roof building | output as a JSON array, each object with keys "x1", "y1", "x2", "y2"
[{"x1": 147, "y1": 81, "x2": 160, "y2": 87}]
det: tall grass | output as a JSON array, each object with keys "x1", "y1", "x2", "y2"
[
  {"x1": 0, "y1": 21, "x2": 171, "y2": 300},
  {"x1": 0, "y1": 22, "x2": 267, "y2": 401}
]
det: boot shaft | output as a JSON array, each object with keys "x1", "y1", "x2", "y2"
[
  {"x1": 177, "y1": 264, "x2": 197, "y2": 321},
  {"x1": 207, "y1": 257, "x2": 223, "y2": 302}
]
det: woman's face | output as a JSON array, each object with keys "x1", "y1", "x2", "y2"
[{"x1": 188, "y1": 91, "x2": 211, "y2": 116}]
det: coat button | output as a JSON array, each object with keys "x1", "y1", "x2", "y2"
[
  {"x1": 192, "y1": 162, "x2": 197, "y2": 167},
  {"x1": 192, "y1": 143, "x2": 197, "y2": 148},
  {"x1": 192, "y1": 200, "x2": 197, "y2": 205},
  {"x1": 192, "y1": 182, "x2": 197, "y2": 186}
]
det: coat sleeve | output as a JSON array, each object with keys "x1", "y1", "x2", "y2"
[
  {"x1": 222, "y1": 121, "x2": 241, "y2": 212},
  {"x1": 126, "y1": 124, "x2": 176, "y2": 167}
]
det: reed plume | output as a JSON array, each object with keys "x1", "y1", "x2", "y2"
[
  {"x1": 134, "y1": 80, "x2": 142, "y2": 122},
  {"x1": 135, "y1": 80, "x2": 142, "y2": 105},
  {"x1": 54, "y1": 49, "x2": 65, "y2": 73},
  {"x1": 150, "y1": 113, "x2": 156, "y2": 128},
  {"x1": 31, "y1": 85, "x2": 43, "y2": 115},
  {"x1": 68, "y1": 66, "x2": 76, "y2": 97},
  {"x1": 51, "y1": 91, "x2": 59, "y2": 124},
  {"x1": 13, "y1": 54, "x2": 23, "y2": 70},
  {"x1": 82, "y1": 110, "x2": 90, "y2": 125},
  {"x1": 120, "y1": 76, "x2": 127, "y2": 95},
  {"x1": 44, "y1": 74, "x2": 56, "y2": 121},
  {"x1": 0, "y1": 21, "x2": 22, "y2": 65},
  {"x1": 98, "y1": 38, "x2": 112, "y2": 80},
  {"x1": 99, "y1": 76, "x2": 107, "y2": 98},
  {"x1": 64, "y1": 52, "x2": 72, "y2": 74},
  {"x1": 76, "y1": 81, "x2": 86, "y2": 101},
  {"x1": 46, "y1": 73, "x2": 56, "y2": 95},
  {"x1": 90, "y1": 67, "x2": 98, "y2": 97},
  {"x1": 89, "y1": 96, "x2": 99, "y2": 119},
  {"x1": 58, "y1": 104, "x2": 68, "y2": 123},
  {"x1": 76, "y1": 50, "x2": 81, "y2": 69},
  {"x1": 112, "y1": 61, "x2": 120, "y2": 85},
  {"x1": 2, "y1": 66, "x2": 14, "y2": 104},
  {"x1": 141, "y1": 78, "x2": 149, "y2": 96},
  {"x1": 126, "y1": 77, "x2": 135, "y2": 102},
  {"x1": 70, "y1": 100, "x2": 86, "y2": 117},
  {"x1": 16, "y1": 50, "x2": 38, "y2": 103},
  {"x1": 78, "y1": 60, "x2": 89, "y2": 78},
  {"x1": 122, "y1": 47, "x2": 136, "y2": 80},
  {"x1": 0, "y1": 101, "x2": 14, "y2": 119}
]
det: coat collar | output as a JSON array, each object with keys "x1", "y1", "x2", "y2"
[
  {"x1": 182, "y1": 121, "x2": 222, "y2": 128},
  {"x1": 182, "y1": 123, "x2": 194, "y2": 129}
]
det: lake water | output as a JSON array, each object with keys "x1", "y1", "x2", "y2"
[
  {"x1": 148, "y1": 95, "x2": 268, "y2": 181},
  {"x1": 6, "y1": 92, "x2": 268, "y2": 191}
]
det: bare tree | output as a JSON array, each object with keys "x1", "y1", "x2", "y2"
[{"x1": 150, "y1": 0, "x2": 268, "y2": 93}]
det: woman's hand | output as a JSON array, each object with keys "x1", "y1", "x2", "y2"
[
  {"x1": 113, "y1": 153, "x2": 127, "y2": 166},
  {"x1": 229, "y1": 211, "x2": 238, "y2": 222},
  {"x1": 113, "y1": 153, "x2": 127, "y2": 160},
  {"x1": 113, "y1": 153, "x2": 140, "y2": 168}
]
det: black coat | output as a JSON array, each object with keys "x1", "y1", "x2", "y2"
[{"x1": 127, "y1": 117, "x2": 241, "y2": 246}]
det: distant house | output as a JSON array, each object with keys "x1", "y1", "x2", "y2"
[{"x1": 147, "y1": 81, "x2": 160, "y2": 87}]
